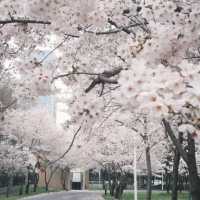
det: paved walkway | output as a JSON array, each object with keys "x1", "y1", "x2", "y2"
[{"x1": 20, "y1": 191, "x2": 104, "y2": 200}]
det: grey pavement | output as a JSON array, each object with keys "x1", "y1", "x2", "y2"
[{"x1": 20, "y1": 191, "x2": 104, "y2": 200}]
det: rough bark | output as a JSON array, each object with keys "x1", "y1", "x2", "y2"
[
  {"x1": 171, "y1": 132, "x2": 183, "y2": 200},
  {"x1": 162, "y1": 119, "x2": 188, "y2": 162},
  {"x1": 61, "y1": 169, "x2": 66, "y2": 190},
  {"x1": 171, "y1": 147, "x2": 180, "y2": 200},
  {"x1": 162, "y1": 119, "x2": 200, "y2": 200},
  {"x1": 44, "y1": 167, "x2": 58, "y2": 192},
  {"x1": 187, "y1": 133, "x2": 200, "y2": 200},
  {"x1": 44, "y1": 170, "x2": 49, "y2": 192}
]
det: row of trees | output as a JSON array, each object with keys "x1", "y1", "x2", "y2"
[{"x1": 0, "y1": 0, "x2": 200, "y2": 200}]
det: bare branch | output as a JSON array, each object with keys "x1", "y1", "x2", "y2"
[
  {"x1": 85, "y1": 78, "x2": 101, "y2": 93},
  {"x1": 48, "y1": 125, "x2": 82, "y2": 166},
  {"x1": 84, "y1": 20, "x2": 148, "y2": 36},
  {"x1": 0, "y1": 99, "x2": 17, "y2": 113},
  {"x1": 38, "y1": 34, "x2": 80, "y2": 64},
  {"x1": 0, "y1": 18, "x2": 51, "y2": 25},
  {"x1": 102, "y1": 67, "x2": 122, "y2": 77},
  {"x1": 99, "y1": 83, "x2": 105, "y2": 97},
  {"x1": 108, "y1": 18, "x2": 131, "y2": 34},
  {"x1": 52, "y1": 71, "x2": 99, "y2": 83},
  {"x1": 64, "y1": 33, "x2": 80, "y2": 38},
  {"x1": 52, "y1": 67, "x2": 123, "y2": 94},
  {"x1": 85, "y1": 67, "x2": 123, "y2": 93},
  {"x1": 98, "y1": 76, "x2": 118, "y2": 84}
]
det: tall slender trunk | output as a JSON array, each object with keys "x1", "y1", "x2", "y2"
[
  {"x1": 25, "y1": 176, "x2": 30, "y2": 194},
  {"x1": 166, "y1": 173, "x2": 171, "y2": 193},
  {"x1": 24, "y1": 168, "x2": 30, "y2": 194},
  {"x1": 33, "y1": 173, "x2": 39, "y2": 192},
  {"x1": 171, "y1": 132, "x2": 182, "y2": 200},
  {"x1": 171, "y1": 148, "x2": 180, "y2": 200},
  {"x1": 44, "y1": 166, "x2": 58, "y2": 192},
  {"x1": 6, "y1": 174, "x2": 13, "y2": 197},
  {"x1": 187, "y1": 133, "x2": 200, "y2": 200},
  {"x1": 61, "y1": 169, "x2": 66, "y2": 190},
  {"x1": 162, "y1": 119, "x2": 200, "y2": 200},
  {"x1": 19, "y1": 184, "x2": 24, "y2": 195},
  {"x1": 178, "y1": 175, "x2": 183, "y2": 192},
  {"x1": 146, "y1": 146, "x2": 152, "y2": 200},
  {"x1": 44, "y1": 170, "x2": 49, "y2": 192}
]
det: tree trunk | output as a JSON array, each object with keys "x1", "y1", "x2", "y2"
[
  {"x1": 115, "y1": 184, "x2": 123, "y2": 199},
  {"x1": 171, "y1": 132, "x2": 182, "y2": 200},
  {"x1": 25, "y1": 180, "x2": 30, "y2": 194},
  {"x1": 19, "y1": 184, "x2": 24, "y2": 195},
  {"x1": 44, "y1": 166, "x2": 58, "y2": 192},
  {"x1": 171, "y1": 147, "x2": 180, "y2": 200},
  {"x1": 6, "y1": 174, "x2": 13, "y2": 197},
  {"x1": 146, "y1": 146, "x2": 152, "y2": 200},
  {"x1": 44, "y1": 170, "x2": 49, "y2": 192},
  {"x1": 114, "y1": 182, "x2": 121, "y2": 199},
  {"x1": 61, "y1": 169, "x2": 66, "y2": 190},
  {"x1": 110, "y1": 180, "x2": 116, "y2": 196},
  {"x1": 19, "y1": 174, "x2": 24, "y2": 195},
  {"x1": 114, "y1": 175, "x2": 126, "y2": 200},
  {"x1": 187, "y1": 133, "x2": 200, "y2": 200},
  {"x1": 25, "y1": 171, "x2": 30, "y2": 194},
  {"x1": 33, "y1": 173, "x2": 39, "y2": 192},
  {"x1": 178, "y1": 175, "x2": 183, "y2": 193},
  {"x1": 162, "y1": 119, "x2": 200, "y2": 200}
]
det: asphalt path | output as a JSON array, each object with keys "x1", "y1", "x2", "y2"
[{"x1": 20, "y1": 191, "x2": 104, "y2": 200}]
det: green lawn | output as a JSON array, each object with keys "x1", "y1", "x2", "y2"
[
  {"x1": 104, "y1": 192, "x2": 189, "y2": 200},
  {"x1": 0, "y1": 187, "x2": 60, "y2": 200}
]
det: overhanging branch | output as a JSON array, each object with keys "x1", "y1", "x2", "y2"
[
  {"x1": 48, "y1": 125, "x2": 82, "y2": 166},
  {"x1": 52, "y1": 67, "x2": 123, "y2": 94},
  {"x1": 0, "y1": 18, "x2": 51, "y2": 25},
  {"x1": 51, "y1": 71, "x2": 99, "y2": 83}
]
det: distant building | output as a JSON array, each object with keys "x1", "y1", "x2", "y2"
[
  {"x1": 38, "y1": 168, "x2": 89, "y2": 190},
  {"x1": 38, "y1": 95, "x2": 56, "y2": 118}
]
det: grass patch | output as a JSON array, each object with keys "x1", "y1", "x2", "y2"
[
  {"x1": 0, "y1": 187, "x2": 60, "y2": 200},
  {"x1": 104, "y1": 191, "x2": 189, "y2": 200}
]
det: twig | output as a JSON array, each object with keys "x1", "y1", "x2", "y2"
[
  {"x1": 38, "y1": 37, "x2": 69, "y2": 64},
  {"x1": 183, "y1": 56, "x2": 200, "y2": 60},
  {"x1": 38, "y1": 34, "x2": 80, "y2": 64},
  {"x1": 51, "y1": 71, "x2": 99, "y2": 83},
  {"x1": 84, "y1": 22, "x2": 147, "y2": 36}
]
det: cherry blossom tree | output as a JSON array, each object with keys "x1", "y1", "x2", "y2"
[{"x1": 1, "y1": 1, "x2": 200, "y2": 200}]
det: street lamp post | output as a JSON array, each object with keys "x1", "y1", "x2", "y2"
[
  {"x1": 134, "y1": 145, "x2": 138, "y2": 200},
  {"x1": 161, "y1": 170, "x2": 164, "y2": 191}
]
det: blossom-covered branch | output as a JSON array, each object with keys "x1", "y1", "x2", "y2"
[{"x1": 52, "y1": 67, "x2": 123, "y2": 94}]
